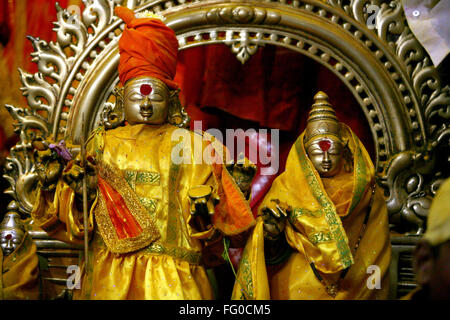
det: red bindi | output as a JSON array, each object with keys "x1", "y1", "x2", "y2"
[
  {"x1": 318, "y1": 140, "x2": 331, "y2": 152},
  {"x1": 140, "y1": 84, "x2": 152, "y2": 96}
]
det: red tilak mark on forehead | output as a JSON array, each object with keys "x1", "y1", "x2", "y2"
[
  {"x1": 319, "y1": 140, "x2": 331, "y2": 152},
  {"x1": 5, "y1": 234, "x2": 12, "y2": 240},
  {"x1": 140, "y1": 84, "x2": 152, "y2": 96}
]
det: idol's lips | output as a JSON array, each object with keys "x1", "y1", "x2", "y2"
[
  {"x1": 2, "y1": 248, "x2": 13, "y2": 256},
  {"x1": 139, "y1": 111, "x2": 153, "y2": 118}
]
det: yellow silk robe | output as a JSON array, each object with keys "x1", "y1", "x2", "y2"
[
  {"x1": 32, "y1": 123, "x2": 254, "y2": 300},
  {"x1": 232, "y1": 124, "x2": 391, "y2": 300}
]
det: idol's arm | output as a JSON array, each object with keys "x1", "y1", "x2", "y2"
[{"x1": 30, "y1": 130, "x2": 103, "y2": 244}]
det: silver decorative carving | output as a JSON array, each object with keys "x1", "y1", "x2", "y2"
[
  {"x1": 380, "y1": 151, "x2": 433, "y2": 234},
  {"x1": 326, "y1": 0, "x2": 449, "y2": 233},
  {"x1": 225, "y1": 30, "x2": 260, "y2": 64},
  {"x1": 101, "y1": 88, "x2": 125, "y2": 130},
  {"x1": 205, "y1": 6, "x2": 281, "y2": 25}
]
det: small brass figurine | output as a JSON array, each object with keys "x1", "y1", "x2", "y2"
[
  {"x1": 33, "y1": 140, "x2": 66, "y2": 192},
  {"x1": 0, "y1": 211, "x2": 25, "y2": 257},
  {"x1": 226, "y1": 152, "x2": 257, "y2": 200},
  {"x1": 188, "y1": 185, "x2": 219, "y2": 232}
]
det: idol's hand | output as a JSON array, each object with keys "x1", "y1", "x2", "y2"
[
  {"x1": 260, "y1": 199, "x2": 291, "y2": 241},
  {"x1": 33, "y1": 141, "x2": 64, "y2": 192},
  {"x1": 226, "y1": 152, "x2": 257, "y2": 199},
  {"x1": 188, "y1": 185, "x2": 220, "y2": 232},
  {"x1": 62, "y1": 156, "x2": 97, "y2": 202}
]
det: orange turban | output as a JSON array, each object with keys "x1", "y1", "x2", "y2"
[{"x1": 115, "y1": 6, "x2": 179, "y2": 89}]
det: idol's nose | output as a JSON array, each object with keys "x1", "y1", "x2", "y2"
[
  {"x1": 323, "y1": 151, "x2": 331, "y2": 163},
  {"x1": 140, "y1": 96, "x2": 152, "y2": 110},
  {"x1": 139, "y1": 96, "x2": 153, "y2": 117},
  {"x1": 5, "y1": 238, "x2": 14, "y2": 250},
  {"x1": 322, "y1": 151, "x2": 331, "y2": 169}
]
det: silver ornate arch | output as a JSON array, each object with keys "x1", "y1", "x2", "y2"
[{"x1": 3, "y1": 0, "x2": 449, "y2": 235}]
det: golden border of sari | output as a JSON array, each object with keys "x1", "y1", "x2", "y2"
[
  {"x1": 94, "y1": 163, "x2": 161, "y2": 254},
  {"x1": 294, "y1": 133, "x2": 354, "y2": 269}
]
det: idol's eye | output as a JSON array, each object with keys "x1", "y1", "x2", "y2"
[
  {"x1": 310, "y1": 150, "x2": 324, "y2": 156},
  {"x1": 151, "y1": 93, "x2": 164, "y2": 102},
  {"x1": 328, "y1": 148, "x2": 340, "y2": 155},
  {"x1": 129, "y1": 94, "x2": 143, "y2": 101}
]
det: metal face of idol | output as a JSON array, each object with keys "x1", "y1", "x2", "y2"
[
  {"x1": 306, "y1": 137, "x2": 344, "y2": 177},
  {"x1": 124, "y1": 77, "x2": 169, "y2": 125},
  {"x1": 0, "y1": 229, "x2": 24, "y2": 256}
]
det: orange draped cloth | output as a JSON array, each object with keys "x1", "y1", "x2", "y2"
[{"x1": 115, "y1": 6, "x2": 179, "y2": 89}]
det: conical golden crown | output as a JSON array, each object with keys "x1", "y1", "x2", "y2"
[
  {"x1": 304, "y1": 91, "x2": 342, "y2": 144},
  {"x1": 0, "y1": 211, "x2": 25, "y2": 233}
]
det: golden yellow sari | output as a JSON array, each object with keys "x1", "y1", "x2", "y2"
[
  {"x1": 233, "y1": 124, "x2": 391, "y2": 300},
  {"x1": 32, "y1": 123, "x2": 255, "y2": 300}
]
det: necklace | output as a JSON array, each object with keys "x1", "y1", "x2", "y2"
[{"x1": 308, "y1": 183, "x2": 376, "y2": 298}]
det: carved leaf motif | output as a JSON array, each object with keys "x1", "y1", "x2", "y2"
[
  {"x1": 82, "y1": 0, "x2": 116, "y2": 40},
  {"x1": 224, "y1": 30, "x2": 260, "y2": 64},
  {"x1": 54, "y1": 3, "x2": 88, "y2": 60}
]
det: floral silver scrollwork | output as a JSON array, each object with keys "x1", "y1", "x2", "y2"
[
  {"x1": 54, "y1": 3, "x2": 89, "y2": 62},
  {"x1": 82, "y1": 0, "x2": 117, "y2": 41},
  {"x1": 380, "y1": 149, "x2": 440, "y2": 234},
  {"x1": 18, "y1": 68, "x2": 58, "y2": 119},
  {"x1": 3, "y1": 0, "x2": 126, "y2": 215},
  {"x1": 333, "y1": 0, "x2": 449, "y2": 148},
  {"x1": 101, "y1": 87, "x2": 126, "y2": 129},
  {"x1": 28, "y1": 36, "x2": 69, "y2": 89},
  {"x1": 3, "y1": 105, "x2": 47, "y2": 214}
]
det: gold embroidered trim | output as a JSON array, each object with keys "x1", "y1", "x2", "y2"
[
  {"x1": 290, "y1": 207, "x2": 324, "y2": 220},
  {"x1": 94, "y1": 163, "x2": 161, "y2": 254},
  {"x1": 124, "y1": 170, "x2": 160, "y2": 190},
  {"x1": 136, "y1": 171, "x2": 160, "y2": 185},
  {"x1": 139, "y1": 197, "x2": 158, "y2": 215},
  {"x1": 308, "y1": 231, "x2": 334, "y2": 245},
  {"x1": 93, "y1": 232, "x2": 203, "y2": 265},
  {"x1": 142, "y1": 242, "x2": 202, "y2": 265},
  {"x1": 295, "y1": 133, "x2": 354, "y2": 268}
]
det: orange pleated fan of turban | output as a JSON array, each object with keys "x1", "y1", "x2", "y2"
[{"x1": 115, "y1": 6, "x2": 179, "y2": 89}]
